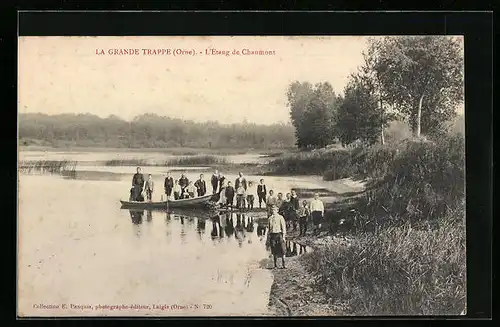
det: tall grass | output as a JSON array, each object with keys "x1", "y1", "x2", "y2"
[
  {"x1": 19, "y1": 160, "x2": 77, "y2": 174},
  {"x1": 303, "y1": 216, "x2": 466, "y2": 315},
  {"x1": 301, "y1": 134, "x2": 466, "y2": 315}
]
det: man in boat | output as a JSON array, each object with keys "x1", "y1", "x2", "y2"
[
  {"x1": 145, "y1": 174, "x2": 154, "y2": 202},
  {"x1": 164, "y1": 172, "x2": 174, "y2": 200},
  {"x1": 178, "y1": 173, "x2": 189, "y2": 193},
  {"x1": 235, "y1": 172, "x2": 247, "y2": 210},
  {"x1": 211, "y1": 170, "x2": 220, "y2": 194},
  {"x1": 218, "y1": 173, "x2": 226, "y2": 192},
  {"x1": 131, "y1": 167, "x2": 146, "y2": 202},
  {"x1": 225, "y1": 181, "x2": 235, "y2": 208},
  {"x1": 172, "y1": 180, "x2": 181, "y2": 200},
  {"x1": 246, "y1": 181, "x2": 256, "y2": 210},
  {"x1": 187, "y1": 181, "x2": 196, "y2": 198},
  {"x1": 194, "y1": 174, "x2": 207, "y2": 197},
  {"x1": 266, "y1": 205, "x2": 287, "y2": 269}
]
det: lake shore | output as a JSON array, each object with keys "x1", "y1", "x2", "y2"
[{"x1": 264, "y1": 178, "x2": 366, "y2": 316}]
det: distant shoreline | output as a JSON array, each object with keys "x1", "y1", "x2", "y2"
[{"x1": 18, "y1": 145, "x2": 291, "y2": 155}]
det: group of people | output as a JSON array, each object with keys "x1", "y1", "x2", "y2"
[
  {"x1": 131, "y1": 166, "x2": 327, "y2": 269},
  {"x1": 130, "y1": 167, "x2": 211, "y2": 202},
  {"x1": 265, "y1": 193, "x2": 325, "y2": 269}
]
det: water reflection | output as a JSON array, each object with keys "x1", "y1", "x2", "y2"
[
  {"x1": 126, "y1": 210, "x2": 312, "y2": 255},
  {"x1": 129, "y1": 210, "x2": 144, "y2": 225}
]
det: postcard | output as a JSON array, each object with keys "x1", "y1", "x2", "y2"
[{"x1": 17, "y1": 35, "x2": 466, "y2": 317}]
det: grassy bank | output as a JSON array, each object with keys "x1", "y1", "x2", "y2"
[{"x1": 287, "y1": 134, "x2": 466, "y2": 315}]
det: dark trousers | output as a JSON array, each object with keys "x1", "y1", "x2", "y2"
[
  {"x1": 146, "y1": 189, "x2": 153, "y2": 201},
  {"x1": 258, "y1": 193, "x2": 266, "y2": 208},
  {"x1": 247, "y1": 195, "x2": 254, "y2": 209},
  {"x1": 212, "y1": 184, "x2": 218, "y2": 194},
  {"x1": 165, "y1": 187, "x2": 172, "y2": 197},
  {"x1": 197, "y1": 189, "x2": 206, "y2": 197},
  {"x1": 173, "y1": 191, "x2": 180, "y2": 200},
  {"x1": 226, "y1": 196, "x2": 234, "y2": 207},
  {"x1": 299, "y1": 216, "x2": 308, "y2": 235},
  {"x1": 236, "y1": 195, "x2": 246, "y2": 209},
  {"x1": 132, "y1": 186, "x2": 144, "y2": 202}
]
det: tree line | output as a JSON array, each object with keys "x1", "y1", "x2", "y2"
[
  {"x1": 18, "y1": 113, "x2": 296, "y2": 149},
  {"x1": 287, "y1": 36, "x2": 464, "y2": 148}
]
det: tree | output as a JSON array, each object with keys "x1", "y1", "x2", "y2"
[
  {"x1": 286, "y1": 81, "x2": 340, "y2": 149},
  {"x1": 336, "y1": 73, "x2": 393, "y2": 146},
  {"x1": 368, "y1": 36, "x2": 464, "y2": 138}
]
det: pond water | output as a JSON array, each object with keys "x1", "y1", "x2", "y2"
[{"x1": 17, "y1": 151, "x2": 323, "y2": 317}]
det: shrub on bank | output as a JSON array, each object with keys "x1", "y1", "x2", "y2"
[{"x1": 303, "y1": 214, "x2": 466, "y2": 315}]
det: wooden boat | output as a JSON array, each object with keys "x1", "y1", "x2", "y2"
[{"x1": 120, "y1": 193, "x2": 216, "y2": 210}]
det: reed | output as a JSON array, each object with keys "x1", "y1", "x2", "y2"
[
  {"x1": 105, "y1": 159, "x2": 150, "y2": 166},
  {"x1": 19, "y1": 160, "x2": 77, "y2": 174},
  {"x1": 164, "y1": 155, "x2": 228, "y2": 166}
]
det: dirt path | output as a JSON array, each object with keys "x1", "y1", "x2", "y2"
[
  {"x1": 263, "y1": 178, "x2": 364, "y2": 316},
  {"x1": 262, "y1": 254, "x2": 342, "y2": 316}
]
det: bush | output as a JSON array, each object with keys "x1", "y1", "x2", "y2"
[
  {"x1": 359, "y1": 135, "x2": 465, "y2": 227},
  {"x1": 303, "y1": 215, "x2": 466, "y2": 315}
]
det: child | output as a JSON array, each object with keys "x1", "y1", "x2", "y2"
[
  {"x1": 218, "y1": 180, "x2": 227, "y2": 205},
  {"x1": 246, "y1": 181, "x2": 255, "y2": 210},
  {"x1": 298, "y1": 200, "x2": 310, "y2": 236},
  {"x1": 187, "y1": 181, "x2": 196, "y2": 198},
  {"x1": 145, "y1": 174, "x2": 154, "y2": 202},
  {"x1": 225, "y1": 181, "x2": 235, "y2": 208},
  {"x1": 236, "y1": 183, "x2": 246, "y2": 210},
  {"x1": 266, "y1": 190, "x2": 277, "y2": 217},
  {"x1": 257, "y1": 179, "x2": 267, "y2": 208},
  {"x1": 173, "y1": 180, "x2": 181, "y2": 200}
]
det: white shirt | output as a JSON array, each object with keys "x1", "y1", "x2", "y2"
[
  {"x1": 268, "y1": 214, "x2": 286, "y2": 237},
  {"x1": 310, "y1": 199, "x2": 324, "y2": 214}
]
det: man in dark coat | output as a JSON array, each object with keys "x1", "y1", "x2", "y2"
[
  {"x1": 131, "y1": 167, "x2": 145, "y2": 201},
  {"x1": 224, "y1": 181, "x2": 235, "y2": 207},
  {"x1": 194, "y1": 174, "x2": 207, "y2": 197},
  {"x1": 234, "y1": 172, "x2": 248, "y2": 191},
  {"x1": 211, "y1": 170, "x2": 220, "y2": 194},
  {"x1": 164, "y1": 171, "x2": 174, "y2": 199},
  {"x1": 178, "y1": 173, "x2": 189, "y2": 193},
  {"x1": 257, "y1": 178, "x2": 267, "y2": 208}
]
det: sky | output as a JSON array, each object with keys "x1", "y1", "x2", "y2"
[
  {"x1": 18, "y1": 36, "x2": 463, "y2": 125},
  {"x1": 18, "y1": 36, "x2": 372, "y2": 125}
]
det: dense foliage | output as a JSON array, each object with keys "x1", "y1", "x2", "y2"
[{"x1": 19, "y1": 113, "x2": 296, "y2": 149}]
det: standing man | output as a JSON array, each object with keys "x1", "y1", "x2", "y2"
[
  {"x1": 194, "y1": 174, "x2": 207, "y2": 197},
  {"x1": 164, "y1": 172, "x2": 174, "y2": 200},
  {"x1": 131, "y1": 167, "x2": 145, "y2": 202},
  {"x1": 289, "y1": 190, "x2": 300, "y2": 232},
  {"x1": 266, "y1": 205, "x2": 287, "y2": 269},
  {"x1": 235, "y1": 172, "x2": 247, "y2": 209},
  {"x1": 145, "y1": 174, "x2": 155, "y2": 202},
  {"x1": 224, "y1": 181, "x2": 235, "y2": 208},
  {"x1": 310, "y1": 193, "x2": 325, "y2": 235},
  {"x1": 257, "y1": 178, "x2": 267, "y2": 209},
  {"x1": 211, "y1": 170, "x2": 220, "y2": 194},
  {"x1": 178, "y1": 173, "x2": 189, "y2": 194}
]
